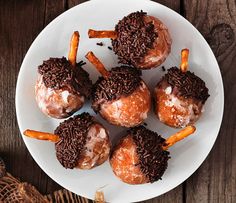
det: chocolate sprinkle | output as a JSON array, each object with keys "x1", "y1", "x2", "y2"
[
  {"x1": 96, "y1": 42, "x2": 104, "y2": 46},
  {"x1": 38, "y1": 57, "x2": 92, "y2": 97},
  {"x1": 161, "y1": 67, "x2": 210, "y2": 103},
  {"x1": 92, "y1": 66, "x2": 142, "y2": 112},
  {"x1": 162, "y1": 66, "x2": 166, "y2": 72},
  {"x1": 112, "y1": 11, "x2": 157, "y2": 67},
  {"x1": 108, "y1": 46, "x2": 112, "y2": 50},
  {"x1": 129, "y1": 126, "x2": 170, "y2": 183},
  {"x1": 55, "y1": 113, "x2": 95, "y2": 169}
]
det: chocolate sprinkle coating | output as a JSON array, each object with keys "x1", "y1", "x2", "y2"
[
  {"x1": 129, "y1": 126, "x2": 170, "y2": 183},
  {"x1": 92, "y1": 66, "x2": 142, "y2": 112},
  {"x1": 161, "y1": 67, "x2": 210, "y2": 103},
  {"x1": 38, "y1": 57, "x2": 92, "y2": 98},
  {"x1": 112, "y1": 11, "x2": 157, "y2": 67},
  {"x1": 54, "y1": 113, "x2": 95, "y2": 169}
]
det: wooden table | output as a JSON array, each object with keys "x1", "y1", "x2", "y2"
[{"x1": 0, "y1": 0, "x2": 235, "y2": 202}]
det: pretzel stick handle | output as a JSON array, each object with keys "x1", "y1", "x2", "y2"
[
  {"x1": 68, "y1": 31, "x2": 80, "y2": 66},
  {"x1": 85, "y1": 51, "x2": 110, "y2": 78},
  {"x1": 23, "y1": 129, "x2": 60, "y2": 142},
  {"x1": 180, "y1": 48, "x2": 189, "y2": 72},
  {"x1": 95, "y1": 191, "x2": 105, "y2": 203},
  {"x1": 163, "y1": 125, "x2": 196, "y2": 150},
  {"x1": 88, "y1": 29, "x2": 117, "y2": 39}
]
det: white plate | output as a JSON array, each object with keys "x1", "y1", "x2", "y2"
[{"x1": 15, "y1": 0, "x2": 224, "y2": 202}]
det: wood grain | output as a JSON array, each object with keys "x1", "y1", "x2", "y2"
[
  {"x1": 67, "y1": 0, "x2": 89, "y2": 8},
  {"x1": 67, "y1": 0, "x2": 180, "y2": 12},
  {"x1": 0, "y1": 0, "x2": 64, "y2": 194},
  {"x1": 44, "y1": 0, "x2": 66, "y2": 26},
  {"x1": 184, "y1": 0, "x2": 236, "y2": 202}
]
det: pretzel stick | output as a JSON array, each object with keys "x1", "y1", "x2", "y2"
[
  {"x1": 180, "y1": 49, "x2": 189, "y2": 72},
  {"x1": 23, "y1": 129, "x2": 60, "y2": 142},
  {"x1": 95, "y1": 191, "x2": 105, "y2": 203},
  {"x1": 85, "y1": 51, "x2": 110, "y2": 78},
  {"x1": 68, "y1": 31, "x2": 80, "y2": 66},
  {"x1": 163, "y1": 126, "x2": 196, "y2": 150},
  {"x1": 88, "y1": 29, "x2": 117, "y2": 39}
]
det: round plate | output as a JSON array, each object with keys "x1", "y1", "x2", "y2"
[{"x1": 15, "y1": 0, "x2": 224, "y2": 202}]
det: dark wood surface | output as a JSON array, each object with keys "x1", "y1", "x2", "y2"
[{"x1": 0, "y1": 0, "x2": 235, "y2": 202}]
